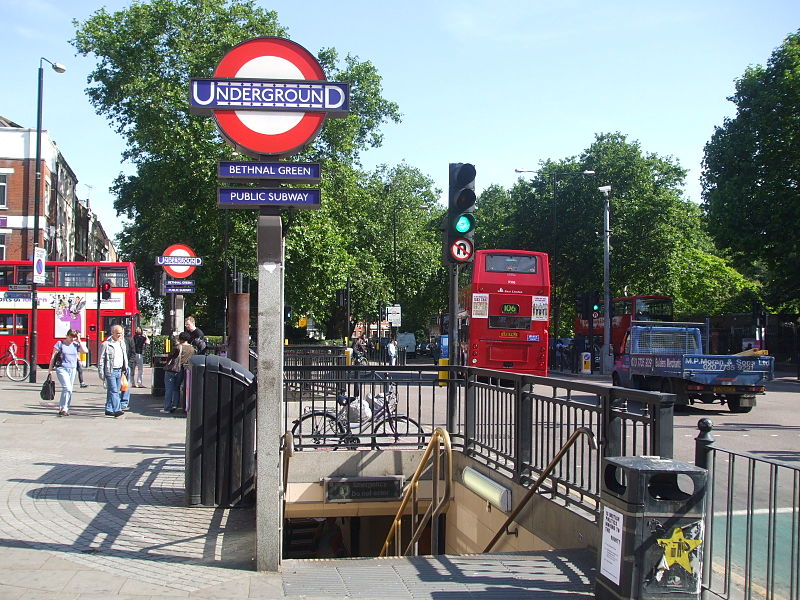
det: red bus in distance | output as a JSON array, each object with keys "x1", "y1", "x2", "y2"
[
  {"x1": 574, "y1": 294, "x2": 673, "y2": 354},
  {"x1": 458, "y1": 250, "x2": 550, "y2": 376},
  {"x1": 0, "y1": 261, "x2": 140, "y2": 365}
]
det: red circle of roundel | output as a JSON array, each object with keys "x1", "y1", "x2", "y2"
[
  {"x1": 162, "y1": 244, "x2": 197, "y2": 279},
  {"x1": 213, "y1": 37, "x2": 326, "y2": 158}
]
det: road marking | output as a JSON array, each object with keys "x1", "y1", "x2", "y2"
[{"x1": 713, "y1": 507, "x2": 797, "y2": 517}]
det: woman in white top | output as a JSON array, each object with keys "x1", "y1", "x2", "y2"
[{"x1": 48, "y1": 329, "x2": 88, "y2": 417}]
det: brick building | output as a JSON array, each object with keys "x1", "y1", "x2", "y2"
[{"x1": 0, "y1": 116, "x2": 117, "y2": 263}]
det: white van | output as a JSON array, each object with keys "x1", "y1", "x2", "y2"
[{"x1": 396, "y1": 332, "x2": 417, "y2": 358}]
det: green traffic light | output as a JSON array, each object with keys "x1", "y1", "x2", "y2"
[{"x1": 454, "y1": 213, "x2": 475, "y2": 234}]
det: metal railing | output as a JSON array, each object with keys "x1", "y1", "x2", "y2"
[
  {"x1": 483, "y1": 427, "x2": 597, "y2": 553},
  {"x1": 696, "y1": 419, "x2": 800, "y2": 600},
  {"x1": 380, "y1": 427, "x2": 453, "y2": 557},
  {"x1": 450, "y1": 367, "x2": 674, "y2": 519},
  {"x1": 284, "y1": 364, "x2": 674, "y2": 521}
]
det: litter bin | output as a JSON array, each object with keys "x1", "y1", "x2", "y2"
[
  {"x1": 596, "y1": 456, "x2": 707, "y2": 600},
  {"x1": 185, "y1": 354, "x2": 256, "y2": 508},
  {"x1": 151, "y1": 353, "x2": 168, "y2": 397}
]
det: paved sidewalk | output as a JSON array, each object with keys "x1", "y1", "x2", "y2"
[{"x1": 0, "y1": 368, "x2": 595, "y2": 599}]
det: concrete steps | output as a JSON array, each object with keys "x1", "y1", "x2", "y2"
[{"x1": 281, "y1": 549, "x2": 597, "y2": 599}]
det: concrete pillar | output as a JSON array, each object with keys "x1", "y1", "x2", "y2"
[{"x1": 256, "y1": 212, "x2": 284, "y2": 571}]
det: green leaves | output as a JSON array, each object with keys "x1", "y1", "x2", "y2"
[
  {"x1": 72, "y1": 0, "x2": 423, "y2": 334},
  {"x1": 703, "y1": 30, "x2": 800, "y2": 310},
  {"x1": 476, "y1": 132, "x2": 756, "y2": 332}
]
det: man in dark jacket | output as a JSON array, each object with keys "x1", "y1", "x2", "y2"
[{"x1": 185, "y1": 316, "x2": 207, "y2": 354}]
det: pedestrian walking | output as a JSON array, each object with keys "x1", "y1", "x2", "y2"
[
  {"x1": 98, "y1": 325, "x2": 129, "y2": 418},
  {"x1": 387, "y1": 339, "x2": 398, "y2": 366},
  {"x1": 48, "y1": 329, "x2": 88, "y2": 417},
  {"x1": 132, "y1": 326, "x2": 149, "y2": 387},
  {"x1": 161, "y1": 332, "x2": 195, "y2": 414}
]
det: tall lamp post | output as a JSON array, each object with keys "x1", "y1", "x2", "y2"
[
  {"x1": 598, "y1": 185, "x2": 612, "y2": 375},
  {"x1": 29, "y1": 57, "x2": 66, "y2": 383},
  {"x1": 515, "y1": 168, "x2": 595, "y2": 367}
]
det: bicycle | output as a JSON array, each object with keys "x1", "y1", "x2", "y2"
[
  {"x1": 1, "y1": 341, "x2": 30, "y2": 381},
  {"x1": 291, "y1": 381, "x2": 426, "y2": 450}
]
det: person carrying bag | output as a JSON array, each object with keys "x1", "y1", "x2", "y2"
[
  {"x1": 48, "y1": 329, "x2": 88, "y2": 417},
  {"x1": 161, "y1": 332, "x2": 195, "y2": 414}
]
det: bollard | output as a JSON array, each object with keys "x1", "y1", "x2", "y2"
[
  {"x1": 596, "y1": 456, "x2": 707, "y2": 600},
  {"x1": 581, "y1": 351, "x2": 592, "y2": 374}
]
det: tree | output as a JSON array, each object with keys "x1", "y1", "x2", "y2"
[
  {"x1": 702, "y1": 30, "x2": 800, "y2": 311},
  {"x1": 72, "y1": 0, "x2": 403, "y2": 334},
  {"x1": 477, "y1": 133, "x2": 757, "y2": 332}
]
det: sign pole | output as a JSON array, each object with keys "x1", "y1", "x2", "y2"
[{"x1": 256, "y1": 210, "x2": 284, "y2": 571}]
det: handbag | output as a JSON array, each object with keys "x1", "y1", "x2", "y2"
[
  {"x1": 53, "y1": 341, "x2": 64, "y2": 369},
  {"x1": 120, "y1": 371, "x2": 129, "y2": 392},
  {"x1": 40, "y1": 374, "x2": 56, "y2": 402}
]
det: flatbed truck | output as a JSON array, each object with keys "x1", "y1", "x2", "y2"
[{"x1": 612, "y1": 323, "x2": 774, "y2": 413}]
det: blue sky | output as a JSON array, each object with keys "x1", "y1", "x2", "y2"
[{"x1": 2, "y1": 0, "x2": 799, "y2": 240}]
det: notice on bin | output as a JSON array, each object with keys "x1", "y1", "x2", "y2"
[{"x1": 600, "y1": 506, "x2": 623, "y2": 585}]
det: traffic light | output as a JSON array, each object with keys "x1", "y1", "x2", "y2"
[
  {"x1": 444, "y1": 162, "x2": 476, "y2": 262},
  {"x1": 284, "y1": 304, "x2": 293, "y2": 322},
  {"x1": 590, "y1": 290, "x2": 601, "y2": 314},
  {"x1": 576, "y1": 292, "x2": 593, "y2": 319},
  {"x1": 100, "y1": 279, "x2": 112, "y2": 300},
  {"x1": 335, "y1": 288, "x2": 348, "y2": 307}
]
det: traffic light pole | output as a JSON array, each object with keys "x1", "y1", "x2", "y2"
[{"x1": 447, "y1": 262, "x2": 459, "y2": 431}]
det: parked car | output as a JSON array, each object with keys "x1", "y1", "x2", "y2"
[{"x1": 416, "y1": 341, "x2": 431, "y2": 357}]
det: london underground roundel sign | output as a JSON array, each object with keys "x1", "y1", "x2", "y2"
[
  {"x1": 190, "y1": 37, "x2": 350, "y2": 158},
  {"x1": 156, "y1": 244, "x2": 203, "y2": 279}
]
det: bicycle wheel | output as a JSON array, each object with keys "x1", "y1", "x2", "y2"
[
  {"x1": 291, "y1": 412, "x2": 342, "y2": 448},
  {"x1": 373, "y1": 416, "x2": 427, "y2": 449},
  {"x1": 6, "y1": 358, "x2": 29, "y2": 381}
]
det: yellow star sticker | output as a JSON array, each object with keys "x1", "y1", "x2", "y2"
[{"x1": 657, "y1": 527, "x2": 703, "y2": 573}]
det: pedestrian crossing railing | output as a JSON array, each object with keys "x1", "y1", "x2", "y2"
[{"x1": 695, "y1": 418, "x2": 799, "y2": 600}]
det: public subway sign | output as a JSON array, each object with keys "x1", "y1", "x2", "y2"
[
  {"x1": 189, "y1": 37, "x2": 350, "y2": 158},
  {"x1": 218, "y1": 187, "x2": 321, "y2": 209}
]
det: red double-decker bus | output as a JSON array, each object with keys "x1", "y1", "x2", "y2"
[
  {"x1": 574, "y1": 294, "x2": 673, "y2": 354},
  {"x1": 0, "y1": 261, "x2": 140, "y2": 365},
  {"x1": 457, "y1": 250, "x2": 550, "y2": 376}
]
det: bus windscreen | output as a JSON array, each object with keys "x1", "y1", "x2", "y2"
[{"x1": 485, "y1": 254, "x2": 537, "y2": 273}]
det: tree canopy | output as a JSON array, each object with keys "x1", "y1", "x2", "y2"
[
  {"x1": 702, "y1": 29, "x2": 800, "y2": 311},
  {"x1": 72, "y1": 0, "x2": 421, "y2": 333},
  {"x1": 476, "y1": 133, "x2": 758, "y2": 333}
]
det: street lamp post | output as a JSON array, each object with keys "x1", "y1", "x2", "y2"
[
  {"x1": 29, "y1": 57, "x2": 66, "y2": 383},
  {"x1": 598, "y1": 185, "x2": 612, "y2": 375},
  {"x1": 515, "y1": 168, "x2": 595, "y2": 368}
]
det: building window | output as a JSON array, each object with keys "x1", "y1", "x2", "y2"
[
  {"x1": 0, "y1": 234, "x2": 5, "y2": 260},
  {"x1": 0, "y1": 174, "x2": 6, "y2": 208}
]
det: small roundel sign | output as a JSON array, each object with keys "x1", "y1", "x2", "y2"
[{"x1": 156, "y1": 244, "x2": 203, "y2": 279}]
